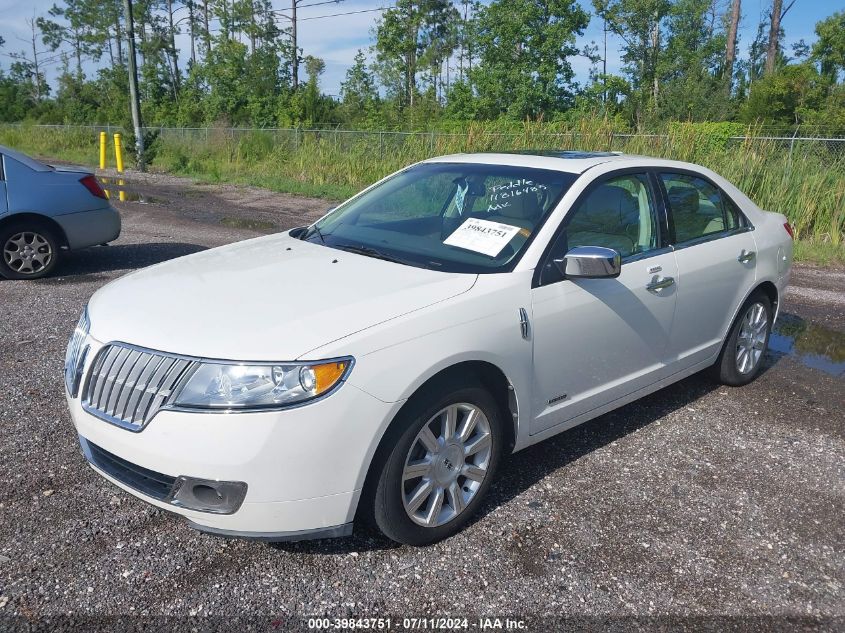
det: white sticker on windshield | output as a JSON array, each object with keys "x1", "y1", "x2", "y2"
[{"x1": 443, "y1": 218, "x2": 522, "y2": 257}]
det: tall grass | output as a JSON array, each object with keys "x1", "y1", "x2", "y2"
[
  {"x1": 1, "y1": 120, "x2": 843, "y2": 251},
  {"x1": 0, "y1": 125, "x2": 98, "y2": 166}
]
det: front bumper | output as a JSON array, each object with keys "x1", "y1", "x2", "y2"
[
  {"x1": 67, "y1": 344, "x2": 400, "y2": 539},
  {"x1": 55, "y1": 206, "x2": 121, "y2": 250}
]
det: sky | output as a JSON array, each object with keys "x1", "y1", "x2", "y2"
[{"x1": 0, "y1": 0, "x2": 842, "y2": 99}]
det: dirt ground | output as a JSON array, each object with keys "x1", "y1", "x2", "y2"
[{"x1": 0, "y1": 170, "x2": 842, "y2": 631}]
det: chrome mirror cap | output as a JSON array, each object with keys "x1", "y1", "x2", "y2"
[{"x1": 555, "y1": 246, "x2": 622, "y2": 279}]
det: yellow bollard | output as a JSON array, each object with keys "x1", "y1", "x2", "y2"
[
  {"x1": 113, "y1": 133, "x2": 124, "y2": 173},
  {"x1": 99, "y1": 131, "x2": 107, "y2": 170},
  {"x1": 118, "y1": 178, "x2": 126, "y2": 202}
]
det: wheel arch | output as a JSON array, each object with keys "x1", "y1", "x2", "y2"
[
  {"x1": 755, "y1": 280, "x2": 779, "y2": 319},
  {"x1": 0, "y1": 212, "x2": 70, "y2": 248},
  {"x1": 720, "y1": 279, "x2": 780, "y2": 348},
  {"x1": 355, "y1": 359, "x2": 519, "y2": 523}
]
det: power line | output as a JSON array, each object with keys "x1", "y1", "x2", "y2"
[
  {"x1": 270, "y1": 0, "x2": 348, "y2": 14},
  {"x1": 207, "y1": 5, "x2": 393, "y2": 32},
  {"x1": 0, "y1": 51, "x2": 66, "y2": 67},
  {"x1": 298, "y1": 6, "x2": 393, "y2": 21}
]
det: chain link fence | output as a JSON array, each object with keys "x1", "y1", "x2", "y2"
[
  {"x1": 3, "y1": 124, "x2": 845, "y2": 161},
  {"x1": 5, "y1": 123, "x2": 845, "y2": 163}
]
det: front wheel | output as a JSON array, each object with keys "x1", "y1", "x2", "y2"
[
  {"x1": 369, "y1": 384, "x2": 503, "y2": 545},
  {"x1": 712, "y1": 292, "x2": 773, "y2": 386}
]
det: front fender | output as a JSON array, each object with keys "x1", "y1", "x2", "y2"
[{"x1": 303, "y1": 270, "x2": 535, "y2": 447}]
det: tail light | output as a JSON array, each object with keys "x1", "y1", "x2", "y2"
[
  {"x1": 80, "y1": 174, "x2": 107, "y2": 199},
  {"x1": 783, "y1": 222, "x2": 794, "y2": 239}
]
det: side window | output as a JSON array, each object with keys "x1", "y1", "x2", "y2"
[
  {"x1": 540, "y1": 173, "x2": 660, "y2": 284},
  {"x1": 563, "y1": 173, "x2": 659, "y2": 258},
  {"x1": 660, "y1": 173, "x2": 741, "y2": 244},
  {"x1": 723, "y1": 195, "x2": 746, "y2": 231}
]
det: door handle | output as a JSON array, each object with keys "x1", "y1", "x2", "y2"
[
  {"x1": 646, "y1": 276, "x2": 675, "y2": 292},
  {"x1": 738, "y1": 249, "x2": 756, "y2": 263}
]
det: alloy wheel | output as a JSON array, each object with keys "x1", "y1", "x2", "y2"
[
  {"x1": 3, "y1": 231, "x2": 53, "y2": 275},
  {"x1": 401, "y1": 403, "x2": 492, "y2": 528},
  {"x1": 736, "y1": 302, "x2": 768, "y2": 374}
]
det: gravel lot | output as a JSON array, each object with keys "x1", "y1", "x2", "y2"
[{"x1": 0, "y1": 171, "x2": 842, "y2": 630}]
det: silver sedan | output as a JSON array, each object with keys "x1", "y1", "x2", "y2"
[{"x1": 0, "y1": 145, "x2": 121, "y2": 279}]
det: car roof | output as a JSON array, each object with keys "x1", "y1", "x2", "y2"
[
  {"x1": 0, "y1": 144, "x2": 53, "y2": 172},
  {"x1": 423, "y1": 151, "x2": 703, "y2": 175},
  {"x1": 423, "y1": 151, "x2": 633, "y2": 174}
]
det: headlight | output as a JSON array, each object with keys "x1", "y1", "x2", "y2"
[
  {"x1": 64, "y1": 306, "x2": 90, "y2": 397},
  {"x1": 172, "y1": 358, "x2": 352, "y2": 410}
]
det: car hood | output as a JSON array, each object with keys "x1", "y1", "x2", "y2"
[{"x1": 88, "y1": 232, "x2": 477, "y2": 360}]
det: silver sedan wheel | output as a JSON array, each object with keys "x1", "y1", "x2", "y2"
[
  {"x1": 401, "y1": 403, "x2": 492, "y2": 528},
  {"x1": 3, "y1": 231, "x2": 53, "y2": 275},
  {"x1": 736, "y1": 302, "x2": 768, "y2": 374}
]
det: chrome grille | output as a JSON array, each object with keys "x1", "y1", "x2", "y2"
[
  {"x1": 64, "y1": 308, "x2": 90, "y2": 397},
  {"x1": 82, "y1": 344, "x2": 198, "y2": 431}
]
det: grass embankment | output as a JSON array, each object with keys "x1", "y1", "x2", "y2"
[{"x1": 1, "y1": 121, "x2": 842, "y2": 265}]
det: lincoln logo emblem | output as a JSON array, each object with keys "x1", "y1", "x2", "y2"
[{"x1": 444, "y1": 458, "x2": 455, "y2": 471}]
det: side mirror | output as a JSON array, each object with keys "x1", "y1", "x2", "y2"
[
  {"x1": 288, "y1": 226, "x2": 307, "y2": 238},
  {"x1": 554, "y1": 246, "x2": 622, "y2": 279}
]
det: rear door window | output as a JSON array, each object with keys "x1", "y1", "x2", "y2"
[{"x1": 659, "y1": 173, "x2": 744, "y2": 244}]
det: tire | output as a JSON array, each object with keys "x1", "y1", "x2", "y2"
[
  {"x1": 368, "y1": 382, "x2": 504, "y2": 546},
  {"x1": 0, "y1": 222, "x2": 61, "y2": 280},
  {"x1": 711, "y1": 291, "x2": 773, "y2": 386}
]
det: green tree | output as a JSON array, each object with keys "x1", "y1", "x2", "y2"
[
  {"x1": 0, "y1": 71, "x2": 32, "y2": 121},
  {"x1": 593, "y1": 0, "x2": 672, "y2": 125},
  {"x1": 741, "y1": 63, "x2": 827, "y2": 127},
  {"x1": 656, "y1": 0, "x2": 732, "y2": 121},
  {"x1": 37, "y1": 0, "x2": 107, "y2": 76},
  {"x1": 472, "y1": 0, "x2": 590, "y2": 120},
  {"x1": 572, "y1": 72, "x2": 631, "y2": 121},
  {"x1": 812, "y1": 11, "x2": 845, "y2": 82},
  {"x1": 373, "y1": 0, "x2": 456, "y2": 108},
  {"x1": 301, "y1": 55, "x2": 326, "y2": 125},
  {"x1": 340, "y1": 50, "x2": 381, "y2": 126},
  {"x1": 443, "y1": 80, "x2": 477, "y2": 121}
]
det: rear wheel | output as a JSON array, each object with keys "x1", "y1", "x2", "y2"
[
  {"x1": 0, "y1": 223, "x2": 60, "y2": 279},
  {"x1": 712, "y1": 292, "x2": 772, "y2": 386},
  {"x1": 369, "y1": 383, "x2": 503, "y2": 545}
]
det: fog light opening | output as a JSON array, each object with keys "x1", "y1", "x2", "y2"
[
  {"x1": 192, "y1": 484, "x2": 224, "y2": 506},
  {"x1": 169, "y1": 476, "x2": 248, "y2": 515}
]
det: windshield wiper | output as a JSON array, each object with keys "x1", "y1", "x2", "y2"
[
  {"x1": 334, "y1": 244, "x2": 410, "y2": 266},
  {"x1": 303, "y1": 224, "x2": 326, "y2": 243}
]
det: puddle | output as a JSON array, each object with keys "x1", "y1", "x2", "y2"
[
  {"x1": 98, "y1": 177, "x2": 126, "y2": 185},
  {"x1": 769, "y1": 314, "x2": 845, "y2": 377},
  {"x1": 105, "y1": 190, "x2": 165, "y2": 204},
  {"x1": 219, "y1": 217, "x2": 277, "y2": 232},
  {"x1": 99, "y1": 177, "x2": 164, "y2": 204}
]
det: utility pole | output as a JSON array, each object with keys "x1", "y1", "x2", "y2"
[
  {"x1": 122, "y1": 0, "x2": 145, "y2": 171},
  {"x1": 292, "y1": 0, "x2": 299, "y2": 90},
  {"x1": 603, "y1": 17, "x2": 607, "y2": 104}
]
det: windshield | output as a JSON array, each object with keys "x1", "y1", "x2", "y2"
[{"x1": 302, "y1": 162, "x2": 578, "y2": 273}]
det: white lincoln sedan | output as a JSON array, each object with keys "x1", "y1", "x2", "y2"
[{"x1": 65, "y1": 152, "x2": 793, "y2": 545}]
